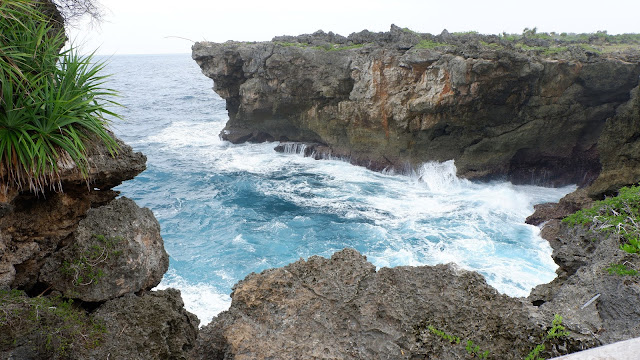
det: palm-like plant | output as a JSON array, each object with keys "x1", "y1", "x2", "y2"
[{"x1": 0, "y1": 0, "x2": 119, "y2": 194}]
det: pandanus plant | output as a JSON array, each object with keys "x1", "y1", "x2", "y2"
[{"x1": 0, "y1": 0, "x2": 119, "y2": 194}]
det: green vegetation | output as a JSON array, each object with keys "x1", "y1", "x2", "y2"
[
  {"x1": 61, "y1": 234, "x2": 123, "y2": 286},
  {"x1": 480, "y1": 41, "x2": 503, "y2": 50},
  {"x1": 425, "y1": 316, "x2": 571, "y2": 360},
  {"x1": 0, "y1": 0, "x2": 119, "y2": 194},
  {"x1": 275, "y1": 42, "x2": 366, "y2": 51},
  {"x1": 563, "y1": 185, "x2": 640, "y2": 275},
  {"x1": 500, "y1": 32, "x2": 521, "y2": 42},
  {"x1": 499, "y1": 28, "x2": 640, "y2": 45},
  {"x1": 606, "y1": 263, "x2": 638, "y2": 276},
  {"x1": 453, "y1": 31, "x2": 479, "y2": 36},
  {"x1": 578, "y1": 43, "x2": 602, "y2": 54},
  {"x1": 466, "y1": 340, "x2": 490, "y2": 359},
  {"x1": 312, "y1": 43, "x2": 366, "y2": 51},
  {"x1": 515, "y1": 44, "x2": 569, "y2": 56},
  {"x1": 427, "y1": 325, "x2": 460, "y2": 344},
  {"x1": 415, "y1": 39, "x2": 448, "y2": 49},
  {"x1": 524, "y1": 344, "x2": 546, "y2": 360},
  {"x1": 275, "y1": 41, "x2": 308, "y2": 48},
  {"x1": 454, "y1": 31, "x2": 479, "y2": 36},
  {"x1": 427, "y1": 325, "x2": 489, "y2": 358},
  {"x1": 0, "y1": 289, "x2": 105, "y2": 358},
  {"x1": 562, "y1": 185, "x2": 640, "y2": 247},
  {"x1": 525, "y1": 314, "x2": 570, "y2": 360}
]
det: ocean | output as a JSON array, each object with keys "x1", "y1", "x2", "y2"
[{"x1": 104, "y1": 53, "x2": 574, "y2": 325}]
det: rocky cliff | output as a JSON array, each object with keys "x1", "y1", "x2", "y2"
[
  {"x1": 0, "y1": 137, "x2": 199, "y2": 359},
  {"x1": 193, "y1": 25, "x2": 640, "y2": 188}
]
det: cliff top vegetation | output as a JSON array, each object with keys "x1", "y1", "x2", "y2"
[
  {"x1": 0, "y1": 0, "x2": 119, "y2": 194},
  {"x1": 266, "y1": 25, "x2": 640, "y2": 61}
]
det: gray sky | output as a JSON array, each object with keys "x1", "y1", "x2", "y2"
[{"x1": 67, "y1": 0, "x2": 639, "y2": 55}]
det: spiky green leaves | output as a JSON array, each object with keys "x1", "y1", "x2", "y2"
[{"x1": 0, "y1": 0, "x2": 120, "y2": 194}]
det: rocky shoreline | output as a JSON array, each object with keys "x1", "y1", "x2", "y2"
[
  {"x1": 2, "y1": 24, "x2": 640, "y2": 359},
  {"x1": 188, "y1": 26, "x2": 640, "y2": 358}
]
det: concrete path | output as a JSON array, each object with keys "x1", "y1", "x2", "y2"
[{"x1": 550, "y1": 337, "x2": 640, "y2": 360}]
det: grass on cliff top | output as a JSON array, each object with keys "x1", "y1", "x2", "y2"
[
  {"x1": 0, "y1": 289, "x2": 105, "y2": 358},
  {"x1": 498, "y1": 28, "x2": 640, "y2": 45},
  {"x1": 275, "y1": 41, "x2": 366, "y2": 51},
  {"x1": 415, "y1": 39, "x2": 448, "y2": 49},
  {"x1": 562, "y1": 185, "x2": 640, "y2": 239},
  {"x1": 563, "y1": 185, "x2": 640, "y2": 275},
  {"x1": 0, "y1": 1, "x2": 119, "y2": 194}
]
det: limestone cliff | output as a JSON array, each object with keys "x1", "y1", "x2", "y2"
[
  {"x1": 0, "y1": 136, "x2": 199, "y2": 359},
  {"x1": 193, "y1": 26, "x2": 640, "y2": 188}
]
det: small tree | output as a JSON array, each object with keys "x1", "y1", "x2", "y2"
[{"x1": 52, "y1": 0, "x2": 103, "y2": 23}]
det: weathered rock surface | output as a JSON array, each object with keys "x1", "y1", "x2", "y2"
[
  {"x1": 0, "y1": 289, "x2": 198, "y2": 360},
  {"x1": 589, "y1": 86, "x2": 640, "y2": 197},
  {"x1": 0, "y1": 138, "x2": 146, "y2": 290},
  {"x1": 192, "y1": 249, "x2": 591, "y2": 360},
  {"x1": 39, "y1": 197, "x2": 168, "y2": 302},
  {"x1": 1, "y1": 132, "x2": 196, "y2": 359},
  {"x1": 88, "y1": 289, "x2": 199, "y2": 360},
  {"x1": 526, "y1": 188, "x2": 593, "y2": 226},
  {"x1": 528, "y1": 196, "x2": 640, "y2": 346},
  {"x1": 193, "y1": 26, "x2": 640, "y2": 187}
]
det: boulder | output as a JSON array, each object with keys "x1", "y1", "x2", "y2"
[
  {"x1": 88, "y1": 289, "x2": 199, "y2": 360},
  {"x1": 192, "y1": 249, "x2": 589, "y2": 360},
  {"x1": 39, "y1": 197, "x2": 168, "y2": 302}
]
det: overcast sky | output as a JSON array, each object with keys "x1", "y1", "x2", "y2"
[{"x1": 66, "y1": 0, "x2": 640, "y2": 55}]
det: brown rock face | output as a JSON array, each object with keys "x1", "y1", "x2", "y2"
[
  {"x1": 192, "y1": 249, "x2": 592, "y2": 360},
  {"x1": 39, "y1": 197, "x2": 168, "y2": 302},
  {"x1": 0, "y1": 137, "x2": 146, "y2": 290},
  {"x1": 89, "y1": 289, "x2": 199, "y2": 360},
  {"x1": 193, "y1": 28, "x2": 640, "y2": 187},
  {"x1": 529, "y1": 219, "x2": 640, "y2": 346}
]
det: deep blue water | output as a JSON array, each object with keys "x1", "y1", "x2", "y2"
[{"x1": 104, "y1": 54, "x2": 574, "y2": 324}]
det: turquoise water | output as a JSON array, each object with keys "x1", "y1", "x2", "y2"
[{"x1": 106, "y1": 54, "x2": 573, "y2": 324}]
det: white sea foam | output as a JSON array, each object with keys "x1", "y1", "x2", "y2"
[
  {"x1": 109, "y1": 55, "x2": 577, "y2": 320},
  {"x1": 155, "y1": 269, "x2": 231, "y2": 326}
]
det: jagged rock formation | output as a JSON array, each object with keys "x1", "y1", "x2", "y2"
[
  {"x1": 192, "y1": 249, "x2": 593, "y2": 360},
  {"x1": 193, "y1": 25, "x2": 640, "y2": 187},
  {"x1": 39, "y1": 197, "x2": 168, "y2": 302},
  {"x1": 189, "y1": 25, "x2": 640, "y2": 359},
  {"x1": 90, "y1": 289, "x2": 199, "y2": 360},
  {"x1": 0, "y1": 136, "x2": 197, "y2": 359},
  {"x1": 192, "y1": 205, "x2": 638, "y2": 359},
  {"x1": 0, "y1": 138, "x2": 146, "y2": 290},
  {"x1": 527, "y1": 192, "x2": 640, "y2": 346}
]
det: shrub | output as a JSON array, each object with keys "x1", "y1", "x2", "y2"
[
  {"x1": 414, "y1": 39, "x2": 448, "y2": 49},
  {"x1": 525, "y1": 314, "x2": 570, "y2": 360},
  {"x1": 562, "y1": 185, "x2": 640, "y2": 249},
  {"x1": 0, "y1": 289, "x2": 105, "y2": 358},
  {"x1": 606, "y1": 263, "x2": 639, "y2": 276},
  {"x1": 0, "y1": 0, "x2": 120, "y2": 194}
]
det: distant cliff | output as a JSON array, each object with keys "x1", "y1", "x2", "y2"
[{"x1": 193, "y1": 25, "x2": 640, "y2": 191}]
